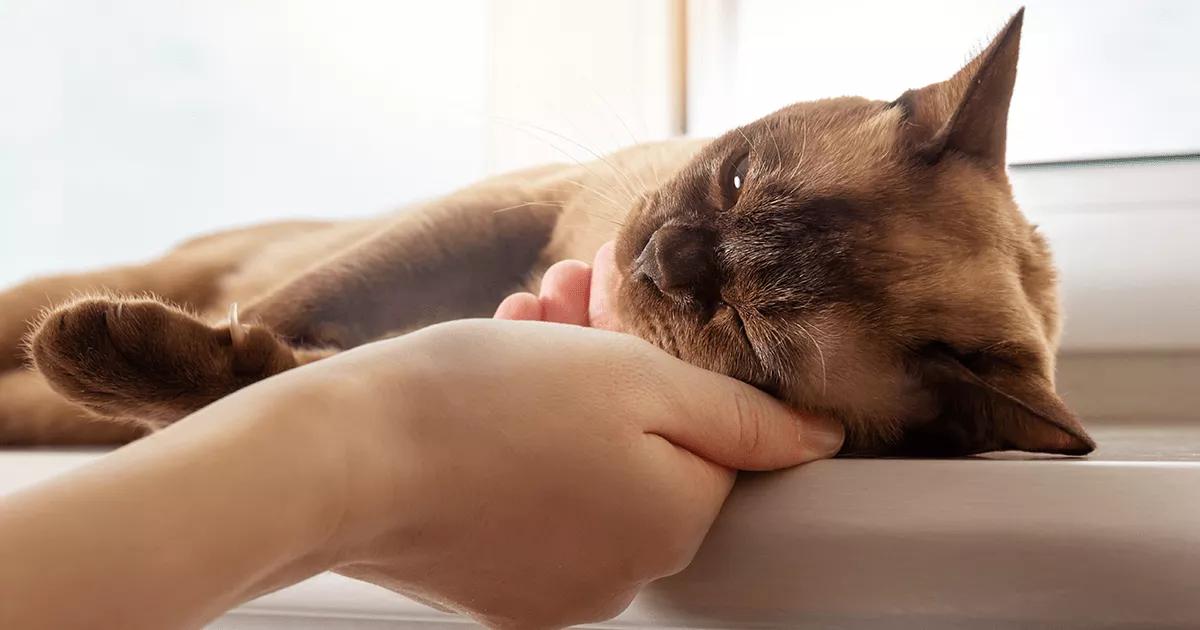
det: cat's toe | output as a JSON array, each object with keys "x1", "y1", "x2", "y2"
[{"x1": 30, "y1": 298, "x2": 125, "y2": 402}]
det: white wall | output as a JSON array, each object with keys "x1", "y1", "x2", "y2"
[
  {"x1": 486, "y1": 0, "x2": 683, "y2": 173},
  {"x1": 0, "y1": 1, "x2": 490, "y2": 286}
]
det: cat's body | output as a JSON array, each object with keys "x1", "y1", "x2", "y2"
[
  {"x1": 0, "y1": 141, "x2": 700, "y2": 444},
  {"x1": 0, "y1": 10, "x2": 1096, "y2": 455}
]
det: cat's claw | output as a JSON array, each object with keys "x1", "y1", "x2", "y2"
[{"x1": 228, "y1": 302, "x2": 248, "y2": 348}]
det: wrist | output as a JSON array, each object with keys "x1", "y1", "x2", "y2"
[
  {"x1": 250, "y1": 380, "x2": 358, "y2": 560},
  {"x1": 179, "y1": 372, "x2": 360, "y2": 592},
  {"x1": 248, "y1": 353, "x2": 426, "y2": 569}
]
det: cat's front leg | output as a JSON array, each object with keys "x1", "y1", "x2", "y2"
[
  {"x1": 27, "y1": 296, "x2": 328, "y2": 427},
  {"x1": 241, "y1": 197, "x2": 562, "y2": 349}
]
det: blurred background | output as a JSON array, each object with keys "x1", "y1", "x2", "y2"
[{"x1": 2, "y1": 1, "x2": 1197, "y2": 417}]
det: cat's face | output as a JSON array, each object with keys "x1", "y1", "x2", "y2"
[{"x1": 614, "y1": 10, "x2": 1094, "y2": 457}]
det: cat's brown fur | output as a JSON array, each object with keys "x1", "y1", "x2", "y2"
[{"x1": 2, "y1": 10, "x2": 1094, "y2": 455}]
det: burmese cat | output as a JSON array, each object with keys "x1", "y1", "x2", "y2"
[{"x1": 0, "y1": 10, "x2": 1095, "y2": 456}]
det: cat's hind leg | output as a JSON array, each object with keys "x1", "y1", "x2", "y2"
[
  {"x1": 0, "y1": 369, "x2": 147, "y2": 445},
  {"x1": 26, "y1": 296, "x2": 332, "y2": 427}
]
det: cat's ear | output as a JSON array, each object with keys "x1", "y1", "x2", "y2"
[
  {"x1": 907, "y1": 345, "x2": 1095, "y2": 456},
  {"x1": 893, "y1": 8, "x2": 1024, "y2": 166}
]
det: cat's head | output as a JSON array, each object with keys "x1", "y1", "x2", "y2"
[{"x1": 614, "y1": 9, "x2": 1094, "y2": 457}]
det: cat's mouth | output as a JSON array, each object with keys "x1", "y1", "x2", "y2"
[
  {"x1": 621, "y1": 287, "x2": 785, "y2": 400},
  {"x1": 613, "y1": 255, "x2": 778, "y2": 394},
  {"x1": 717, "y1": 301, "x2": 756, "y2": 358}
]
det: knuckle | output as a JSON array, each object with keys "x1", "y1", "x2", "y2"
[{"x1": 731, "y1": 386, "x2": 765, "y2": 456}]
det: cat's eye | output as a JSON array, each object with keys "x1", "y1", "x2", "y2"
[
  {"x1": 731, "y1": 153, "x2": 749, "y2": 191},
  {"x1": 723, "y1": 152, "x2": 750, "y2": 208}
]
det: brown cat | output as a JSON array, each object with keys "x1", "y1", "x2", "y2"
[{"x1": 1, "y1": 10, "x2": 1095, "y2": 456}]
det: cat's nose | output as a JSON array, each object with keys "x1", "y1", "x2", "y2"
[{"x1": 633, "y1": 224, "x2": 720, "y2": 305}]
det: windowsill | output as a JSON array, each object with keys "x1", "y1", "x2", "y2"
[{"x1": 4, "y1": 422, "x2": 1198, "y2": 629}]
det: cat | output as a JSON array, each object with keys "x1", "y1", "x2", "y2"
[{"x1": 0, "y1": 9, "x2": 1095, "y2": 456}]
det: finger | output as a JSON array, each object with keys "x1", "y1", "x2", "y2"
[
  {"x1": 647, "y1": 363, "x2": 844, "y2": 471},
  {"x1": 588, "y1": 241, "x2": 622, "y2": 332},
  {"x1": 538, "y1": 260, "x2": 591, "y2": 326},
  {"x1": 494, "y1": 293, "x2": 543, "y2": 321}
]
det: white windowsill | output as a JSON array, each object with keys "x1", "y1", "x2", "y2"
[{"x1": 4, "y1": 422, "x2": 1198, "y2": 629}]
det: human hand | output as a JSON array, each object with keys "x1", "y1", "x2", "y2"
[
  {"x1": 294, "y1": 318, "x2": 842, "y2": 629},
  {"x1": 257, "y1": 242, "x2": 840, "y2": 628},
  {"x1": 492, "y1": 240, "x2": 623, "y2": 330}
]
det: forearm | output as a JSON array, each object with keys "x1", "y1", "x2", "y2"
[
  {"x1": 0, "y1": 316, "x2": 840, "y2": 630},
  {"x1": 0, "y1": 384, "x2": 347, "y2": 629}
]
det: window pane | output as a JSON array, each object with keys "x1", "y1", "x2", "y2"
[{"x1": 691, "y1": 0, "x2": 1200, "y2": 163}]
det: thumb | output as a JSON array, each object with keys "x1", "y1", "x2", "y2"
[{"x1": 648, "y1": 364, "x2": 844, "y2": 471}]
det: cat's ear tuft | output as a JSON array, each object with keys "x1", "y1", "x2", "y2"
[
  {"x1": 895, "y1": 8, "x2": 1024, "y2": 166},
  {"x1": 907, "y1": 344, "x2": 1095, "y2": 456}
]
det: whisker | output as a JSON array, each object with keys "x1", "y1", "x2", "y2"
[
  {"x1": 799, "y1": 118, "x2": 809, "y2": 166},
  {"x1": 795, "y1": 320, "x2": 828, "y2": 396},
  {"x1": 494, "y1": 198, "x2": 623, "y2": 228},
  {"x1": 490, "y1": 116, "x2": 634, "y2": 213},
  {"x1": 766, "y1": 120, "x2": 784, "y2": 167},
  {"x1": 735, "y1": 126, "x2": 757, "y2": 154},
  {"x1": 490, "y1": 117, "x2": 605, "y2": 176},
  {"x1": 546, "y1": 187, "x2": 627, "y2": 227},
  {"x1": 789, "y1": 117, "x2": 811, "y2": 181},
  {"x1": 557, "y1": 179, "x2": 625, "y2": 215},
  {"x1": 596, "y1": 92, "x2": 658, "y2": 192},
  {"x1": 495, "y1": 116, "x2": 645, "y2": 201},
  {"x1": 492, "y1": 200, "x2": 566, "y2": 214},
  {"x1": 547, "y1": 185, "x2": 628, "y2": 227},
  {"x1": 588, "y1": 213, "x2": 624, "y2": 227}
]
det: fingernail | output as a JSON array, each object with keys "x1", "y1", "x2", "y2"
[{"x1": 802, "y1": 415, "x2": 845, "y2": 456}]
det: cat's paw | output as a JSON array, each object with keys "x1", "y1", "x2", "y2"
[{"x1": 28, "y1": 297, "x2": 298, "y2": 426}]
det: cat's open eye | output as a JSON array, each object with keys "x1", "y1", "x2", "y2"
[{"x1": 723, "y1": 152, "x2": 750, "y2": 208}]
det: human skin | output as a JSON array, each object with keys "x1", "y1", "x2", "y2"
[{"x1": 0, "y1": 243, "x2": 842, "y2": 630}]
